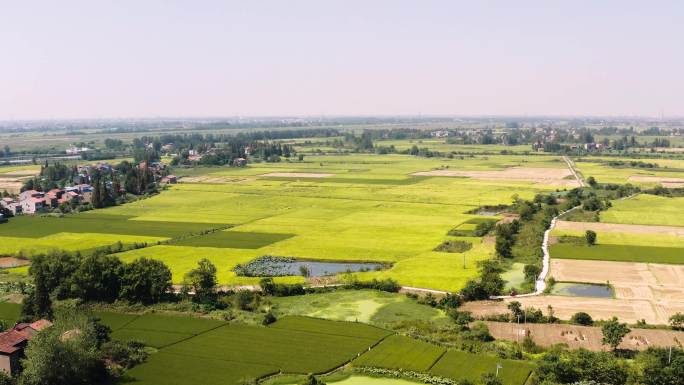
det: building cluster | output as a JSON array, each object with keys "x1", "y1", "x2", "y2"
[
  {"x1": 0, "y1": 320, "x2": 52, "y2": 376},
  {"x1": 1, "y1": 184, "x2": 94, "y2": 214}
]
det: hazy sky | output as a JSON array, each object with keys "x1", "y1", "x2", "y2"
[{"x1": 1, "y1": 1, "x2": 683, "y2": 119}]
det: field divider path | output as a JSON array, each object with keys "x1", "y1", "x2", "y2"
[
  {"x1": 153, "y1": 322, "x2": 231, "y2": 350},
  {"x1": 563, "y1": 155, "x2": 585, "y2": 187}
]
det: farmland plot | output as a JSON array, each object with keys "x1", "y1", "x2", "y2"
[{"x1": 353, "y1": 335, "x2": 445, "y2": 371}]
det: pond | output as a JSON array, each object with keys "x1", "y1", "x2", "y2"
[
  {"x1": 233, "y1": 256, "x2": 386, "y2": 277},
  {"x1": 551, "y1": 282, "x2": 614, "y2": 298},
  {"x1": 283, "y1": 261, "x2": 385, "y2": 277}
]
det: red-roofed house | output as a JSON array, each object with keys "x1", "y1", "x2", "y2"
[
  {"x1": 21, "y1": 197, "x2": 46, "y2": 214},
  {"x1": 0, "y1": 320, "x2": 51, "y2": 375}
]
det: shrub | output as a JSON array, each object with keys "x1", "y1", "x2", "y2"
[
  {"x1": 585, "y1": 230, "x2": 597, "y2": 246},
  {"x1": 571, "y1": 312, "x2": 594, "y2": 326}
]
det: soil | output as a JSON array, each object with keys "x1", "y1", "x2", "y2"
[
  {"x1": 0, "y1": 257, "x2": 30, "y2": 268},
  {"x1": 463, "y1": 259, "x2": 684, "y2": 325},
  {"x1": 555, "y1": 220, "x2": 684, "y2": 236},
  {"x1": 482, "y1": 321, "x2": 684, "y2": 351},
  {"x1": 260, "y1": 172, "x2": 335, "y2": 178},
  {"x1": 628, "y1": 176, "x2": 684, "y2": 186},
  {"x1": 412, "y1": 167, "x2": 579, "y2": 186}
]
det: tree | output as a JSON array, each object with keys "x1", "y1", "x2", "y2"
[
  {"x1": 602, "y1": 317, "x2": 630, "y2": 351},
  {"x1": 587, "y1": 176, "x2": 598, "y2": 187},
  {"x1": 22, "y1": 252, "x2": 79, "y2": 320},
  {"x1": 669, "y1": 312, "x2": 684, "y2": 330},
  {"x1": 480, "y1": 372, "x2": 503, "y2": 385},
  {"x1": 570, "y1": 312, "x2": 594, "y2": 326},
  {"x1": 262, "y1": 311, "x2": 277, "y2": 326},
  {"x1": 0, "y1": 371, "x2": 12, "y2": 385},
  {"x1": 507, "y1": 301, "x2": 523, "y2": 320},
  {"x1": 120, "y1": 258, "x2": 172, "y2": 304},
  {"x1": 71, "y1": 254, "x2": 124, "y2": 303},
  {"x1": 300, "y1": 374, "x2": 325, "y2": 385},
  {"x1": 20, "y1": 311, "x2": 108, "y2": 385},
  {"x1": 184, "y1": 258, "x2": 217, "y2": 303},
  {"x1": 523, "y1": 264, "x2": 541, "y2": 283},
  {"x1": 585, "y1": 230, "x2": 597, "y2": 246}
]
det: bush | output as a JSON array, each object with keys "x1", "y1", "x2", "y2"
[
  {"x1": 571, "y1": 312, "x2": 594, "y2": 326},
  {"x1": 262, "y1": 311, "x2": 277, "y2": 326},
  {"x1": 585, "y1": 230, "x2": 597, "y2": 246}
]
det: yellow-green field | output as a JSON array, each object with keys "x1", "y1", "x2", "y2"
[
  {"x1": 573, "y1": 157, "x2": 684, "y2": 186},
  {"x1": 600, "y1": 195, "x2": 684, "y2": 226},
  {"x1": 2, "y1": 153, "x2": 572, "y2": 291}
]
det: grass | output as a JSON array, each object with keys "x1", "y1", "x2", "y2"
[
  {"x1": 0, "y1": 302, "x2": 21, "y2": 325},
  {"x1": 353, "y1": 335, "x2": 445, "y2": 372},
  {"x1": 99, "y1": 312, "x2": 226, "y2": 348},
  {"x1": 502, "y1": 263, "x2": 527, "y2": 291},
  {"x1": 171, "y1": 230, "x2": 294, "y2": 249},
  {"x1": 549, "y1": 244, "x2": 684, "y2": 264},
  {"x1": 429, "y1": 350, "x2": 535, "y2": 385},
  {"x1": 1, "y1": 214, "x2": 224, "y2": 238},
  {"x1": 162, "y1": 323, "x2": 377, "y2": 374},
  {"x1": 600, "y1": 195, "x2": 684, "y2": 226},
  {"x1": 269, "y1": 289, "x2": 447, "y2": 326},
  {"x1": 122, "y1": 315, "x2": 392, "y2": 384}
]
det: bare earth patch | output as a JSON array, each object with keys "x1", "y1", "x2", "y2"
[
  {"x1": 483, "y1": 321, "x2": 684, "y2": 351},
  {"x1": 555, "y1": 220, "x2": 684, "y2": 236},
  {"x1": 260, "y1": 172, "x2": 334, "y2": 178},
  {"x1": 412, "y1": 167, "x2": 578, "y2": 186},
  {"x1": 0, "y1": 257, "x2": 30, "y2": 268},
  {"x1": 0, "y1": 178, "x2": 23, "y2": 194},
  {"x1": 628, "y1": 176, "x2": 684, "y2": 187},
  {"x1": 180, "y1": 176, "x2": 250, "y2": 184},
  {"x1": 464, "y1": 259, "x2": 684, "y2": 325},
  {"x1": 0, "y1": 169, "x2": 40, "y2": 176}
]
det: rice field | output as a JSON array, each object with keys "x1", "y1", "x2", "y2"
[
  {"x1": 124, "y1": 315, "x2": 392, "y2": 385},
  {"x1": 353, "y1": 335, "x2": 446, "y2": 371},
  {"x1": 429, "y1": 350, "x2": 534, "y2": 385},
  {"x1": 599, "y1": 195, "x2": 684, "y2": 226},
  {"x1": 2, "y1": 153, "x2": 571, "y2": 291}
]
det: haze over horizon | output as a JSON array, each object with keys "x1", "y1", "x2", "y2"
[{"x1": 2, "y1": 1, "x2": 683, "y2": 120}]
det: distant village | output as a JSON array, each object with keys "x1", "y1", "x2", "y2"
[{"x1": 1, "y1": 161, "x2": 176, "y2": 218}]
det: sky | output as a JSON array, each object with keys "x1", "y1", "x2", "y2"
[{"x1": 1, "y1": 1, "x2": 683, "y2": 119}]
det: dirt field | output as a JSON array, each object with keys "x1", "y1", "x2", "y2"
[
  {"x1": 0, "y1": 257, "x2": 30, "y2": 268},
  {"x1": 464, "y1": 259, "x2": 684, "y2": 325},
  {"x1": 0, "y1": 169, "x2": 39, "y2": 177},
  {"x1": 260, "y1": 172, "x2": 334, "y2": 178},
  {"x1": 0, "y1": 178, "x2": 23, "y2": 194},
  {"x1": 483, "y1": 321, "x2": 684, "y2": 351},
  {"x1": 412, "y1": 167, "x2": 579, "y2": 186},
  {"x1": 180, "y1": 176, "x2": 249, "y2": 183},
  {"x1": 554, "y1": 220, "x2": 684, "y2": 236},
  {"x1": 628, "y1": 176, "x2": 684, "y2": 187}
]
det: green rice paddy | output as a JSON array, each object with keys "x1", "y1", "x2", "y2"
[
  {"x1": 353, "y1": 335, "x2": 446, "y2": 371},
  {"x1": 549, "y1": 244, "x2": 684, "y2": 264}
]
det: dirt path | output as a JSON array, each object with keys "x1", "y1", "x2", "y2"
[{"x1": 563, "y1": 156, "x2": 585, "y2": 187}]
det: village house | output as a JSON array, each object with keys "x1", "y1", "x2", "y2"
[
  {"x1": 21, "y1": 197, "x2": 46, "y2": 214},
  {"x1": 0, "y1": 320, "x2": 52, "y2": 376},
  {"x1": 0, "y1": 198, "x2": 22, "y2": 215},
  {"x1": 160, "y1": 175, "x2": 177, "y2": 184}
]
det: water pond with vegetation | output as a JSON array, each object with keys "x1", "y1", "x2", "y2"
[
  {"x1": 234, "y1": 255, "x2": 386, "y2": 277},
  {"x1": 551, "y1": 282, "x2": 614, "y2": 298}
]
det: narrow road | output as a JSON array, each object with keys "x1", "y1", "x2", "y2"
[{"x1": 563, "y1": 155, "x2": 585, "y2": 187}]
